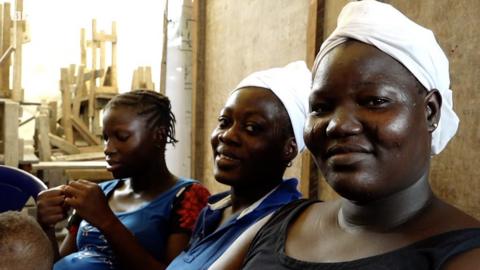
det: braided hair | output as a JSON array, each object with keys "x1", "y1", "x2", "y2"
[{"x1": 105, "y1": 90, "x2": 178, "y2": 146}]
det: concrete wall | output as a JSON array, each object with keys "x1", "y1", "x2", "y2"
[
  {"x1": 196, "y1": 0, "x2": 310, "y2": 193},
  {"x1": 317, "y1": 0, "x2": 480, "y2": 219}
]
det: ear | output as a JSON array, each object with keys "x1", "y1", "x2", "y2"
[
  {"x1": 425, "y1": 89, "x2": 442, "y2": 133},
  {"x1": 282, "y1": 137, "x2": 298, "y2": 166},
  {"x1": 153, "y1": 126, "x2": 167, "y2": 148}
]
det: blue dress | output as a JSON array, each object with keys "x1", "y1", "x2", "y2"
[
  {"x1": 54, "y1": 178, "x2": 196, "y2": 270},
  {"x1": 167, "y1": 178, "x2": 302, "y2": 270}
]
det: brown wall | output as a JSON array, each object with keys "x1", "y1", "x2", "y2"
[
  {"x1": 194, "y1": 0, "x2": 310, "y2": 194},
  {"x1": 317, "y1": 0, "x2": 480, "y2": 219}
]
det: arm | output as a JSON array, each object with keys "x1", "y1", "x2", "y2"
[
  {"x1": 442, "y1": 248, "x2": 480, "y2": 270},
  {"x1": 208, "y1": 213, "x2": 273, "y2": 270},
  {"x1": 63, "y1": 180, "x2": 169, "y2": 269}
]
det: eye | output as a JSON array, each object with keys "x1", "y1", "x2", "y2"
[
  {"x1": 244, "y1": 123, "x2": 262, "y2": 135},
  {"x1": 116, "y1": 131, "x2": 130, "y2": 142},
  {"x1": 217, "y1": 116, "x2": 230, "y2": 129},
  {"x1": 362, "y1": 97, "x2": 391, "y2": 108},
  {"x1": 310, "y1": 102, "x2": 332, "y2": 115}
]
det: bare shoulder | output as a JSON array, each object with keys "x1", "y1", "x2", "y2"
[
  {"x1": 442, "y1": 248, "x2": 480, "y2": 270},
  {"x1": 433, "y1": 199, "x2": 480, "y2": 230}
]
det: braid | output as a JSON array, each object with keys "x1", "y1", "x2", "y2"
[{"x1": 105, "y1": 90, "x2": 179, "y2": 146}]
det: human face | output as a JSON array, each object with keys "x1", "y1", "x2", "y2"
[
  {"x1": 211, "y1": 87, "x2": 288, "y2": 189},
  {"x1": 304, "y1": 41, "x2": 432, "y2": 202},
  {"x1": 103, "y1": 107, "x2": 157, "y2": 179}
]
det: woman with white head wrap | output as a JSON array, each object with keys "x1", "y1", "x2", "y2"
[
  {"x1": 242, "y1": 1, "x2": 480, "y2": 270},
  {"x1": 167, "y1": 61, "x2": 311, "y2": 270}
]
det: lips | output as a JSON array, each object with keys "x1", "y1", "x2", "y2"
[
  {"x1": 105, "y1": 159, "x2": 122, "y2": 171},
  {"x1": 326, "y1": 144, "x2": 372, "y2": 158},
  {"x1": 215, "y1": 148, "x2": 241, "y2": 168}
]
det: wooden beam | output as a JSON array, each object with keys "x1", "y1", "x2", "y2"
[
  {"x1": 33, "y1": 160, "x2": 107, "y2": 170},
  {"x1": 54, "y1": 151, "x2": 104, "y2": 161},
  {"x1": 191, "y1": 0, "x2": 206, "y2": 180},
  {"x1": 35, "y1": 111, "x2": 51, "y2": 161},
  {"x1": 300, "y1": 0, "x2": 325, "y2": 199},
  {"x1": 60, "y1": 68, "x2": 74, "y2": 143},
  {"x1": 65, "y1": 169, "x2": 112, "y2": 182},
  {"x1": 48, "y1": 133, "x2": 81, "y2": 155},
  {"x1": 0, "y1": 3, "x2": 11, "y2": 97},
  {"x1": 71, "y1": 115, "x2": 101, "y2": 145},
  {"x1": 2, "y1": 99, "x2": 19, "y2": 166},
  {"x1": 12, "y1": 0, "x2": 24, "y2": 102}
]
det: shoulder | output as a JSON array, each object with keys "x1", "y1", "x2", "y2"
[
  {"x1": 98, "y1": 179, "x2": 122, "y2": 193},
  {"x1": 442, "y1": 248, "x2": 480, "y2": 270}
]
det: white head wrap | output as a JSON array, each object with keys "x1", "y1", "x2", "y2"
[
  {"x1": 233, "y1": 61, "x2": 311, "y2": 153},
  {"x1": 314, "y1": 0, "x2": 459, "y2": 155}
]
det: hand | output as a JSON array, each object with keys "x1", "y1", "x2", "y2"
[
  {"x1": 63, "y1": 180, "x2": 117, "y2": 230},
  {"x1": 37, "y1": 185, "x2": 69, "y2": 228}
]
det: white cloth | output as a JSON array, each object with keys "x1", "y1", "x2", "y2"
[
  {"x1": 313, "y1": 0, "x2": 459, "y2": 155},
  {"x1": 233, "y1": 61, "x2": 311, "y2": 153}
]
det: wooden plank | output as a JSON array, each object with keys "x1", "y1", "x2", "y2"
[
  {"x1": 48, "y1": 133, "x2": 81, "y2": 155},
  {"x1": 160, "y1": 1, "x2": 168, "y2": 95},
  {"x1": 60, "y1": 68, "x2": 74, "y2": 143},
  {"x1": 12, "y1": 0, "x2": 23, "y2": 102},
  {"x1": 33, "y1": 160, "x2": 107, "y2": 170},
  {"x1": 78, "y1": 145, "x2": 104, "y2": 153},
  {"x1": 89, "y1": 20, "x2": 97, "y2": 122},
  {"x1": 110, "y1": 21, "x2": 117, "y2": 89},
  {"x1": 145, "y1": 66, "x2": 154, "y2": 90},
  {"x1": 0, "y1": 3, "x2": 11, "y2": 96},
  {"x1": 80, "y1": 28, "x2": 86, "y2": 66},
  {"x1": 2, "y1": 99, "x2": 19, "y2": 166},
  {"x1": 71, "y1": 115, "x2": 101, "y2": 145},
  {"x1": 48, "y1": 101, "x2": 57, "y2": 134},
  {"x1": 131, "y1": 68, "x2": 139, "y2": 90},
  {"x1": 66, "y1": 169, "x2": 112, "y2": 182},
  {"x1": 35, "y1": 111, "x2": 51, "y2": 161},
  {"x1": 72, "y1": 65, "x2": 85, "y2": 117},
  {"x1": 99, "y1": 32, "x2": 106, "y2": 86},
  {"x1": 191, "y1": 0, "x2": 206, "y2": 180},
  {"x1": 54, "y1": 151, "x2": 104, "y2": 161}
]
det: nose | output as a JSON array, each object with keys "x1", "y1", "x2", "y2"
[
  {"x1": 218, "y1": 125, "x2": 240, "y2": 145},
  {"x1": 325, "y1": 107, "x2": 362, "y2": 137},
  {"x1": 103, "y1": 139, "x2": 116, "y2": 156}
]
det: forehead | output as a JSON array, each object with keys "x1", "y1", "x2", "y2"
[
  {"x1": 103, "y1": 106, "x2": 144, "y2": 125},
  {"x1": 224, "y1": 87, "x2": 283, "y2": 115},
  {"x1": 312, "y1": 41, "x2": 421, "y2": 95}
]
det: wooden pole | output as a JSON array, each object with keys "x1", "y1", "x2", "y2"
[
  {"x1": 12, "y1": 0, "x2": 23, "y2": 102},
  {"x1": 0, "y1": 3, "x2": 11, "y2": 97}
]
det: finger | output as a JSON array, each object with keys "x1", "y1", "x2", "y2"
[
  {"x1": 64, "y1": 196, "x2": 82, "y2": 208},
  {"x1": 38, "y1": 187, "x2": 65, "y2": 198},
  {"x1": 38, "y1": 195, "x2": 65, "y2": 207},
  {"x1": 63, "y1": 184, "x2": 84, "y2": 198},
  {"x1": 68, "y1": 180, "x2": 91, "y2": 189}
]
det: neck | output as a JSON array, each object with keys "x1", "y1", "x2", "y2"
[
  {"x1": 230, "y1": 178, "x2": 282, "y2": 213},
  {"x1": 338, "y1": 172, "x2": 433, "y2": 232},
  {"x1": 130, "y1": 159, "x2": 176, "y2": 195}
]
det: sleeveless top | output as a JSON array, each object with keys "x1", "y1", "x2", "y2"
[
  {"x1": 243, "y1": 199, "x2": 480, "y2": 270},
  {"x1": 54, "y1": 178, "x2": 207, "y2": 270},
  {"x1": 167, "y1": 178, "x2": 302, "y2": 270}
]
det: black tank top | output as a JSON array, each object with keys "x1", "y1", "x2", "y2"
[{"x1": 242, "y1": 199, "x2": 480, "y2": 270}]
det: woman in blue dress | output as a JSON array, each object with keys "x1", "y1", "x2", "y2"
[
  {"x1": 167, "y1": 61, "x2": 311, "y2": 270},
  {"x1": 37, "y1": 90, "x2": 210, "y2": 270}
]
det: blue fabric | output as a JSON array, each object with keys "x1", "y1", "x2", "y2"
[
  {"x1": 167, "y1": 178, "x2": 301, "y2": 270},
  {"x1": 54, "y1": 178, "x2": 195, "y2": 270}
]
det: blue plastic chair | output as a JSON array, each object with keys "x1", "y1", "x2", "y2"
[{"x1": 0, "y1": 165, "x2": 47, "y2": 212}]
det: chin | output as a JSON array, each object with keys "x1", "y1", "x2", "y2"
[{"x1": 327, "y1": 174, "x2": 382, "y2": 203}]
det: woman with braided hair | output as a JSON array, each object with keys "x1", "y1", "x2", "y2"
[{"x1": 37, "y1": 90, "x2": 210, "y2": 270}]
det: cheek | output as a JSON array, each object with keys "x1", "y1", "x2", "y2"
[
  {"x1": 375, "y1": 113, "x2": 416, "y2": 150},
  {"x1": 303, "y1": 117, "x2": 326, "y2": 154},
  {"x1": 210, "y1": 129, "x2": 220, "y2": 150}
]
